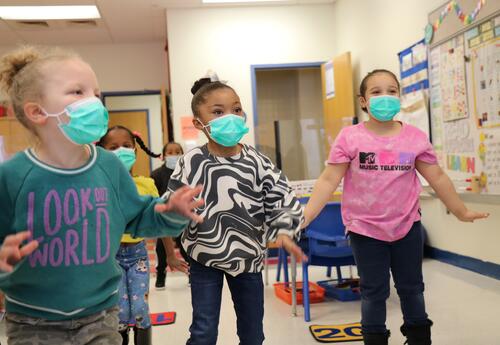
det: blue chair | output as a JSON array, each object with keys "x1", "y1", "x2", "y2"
[{"x1": 301, "y1": 202, "x2": 356, "y2": 321}]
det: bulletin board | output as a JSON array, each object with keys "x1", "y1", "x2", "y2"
[{"x1": 428, "y1": 2, "x2": 500, "y2": 195}]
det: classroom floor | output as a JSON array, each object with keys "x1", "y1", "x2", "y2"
[{"x1": 1, "y1": 259, "x2": 499, "y2": 344}]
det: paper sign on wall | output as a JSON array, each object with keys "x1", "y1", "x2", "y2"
[
  {"x1": 181, "y1": 116, "x2": 199, "y2": 140},
  {"x1": 325, "y1": 62, "x2": 335, "y2": 99}
]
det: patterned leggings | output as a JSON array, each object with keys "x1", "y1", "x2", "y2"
[{"x1": 116, "y1": 241, "x2": 151, "y2": 330}]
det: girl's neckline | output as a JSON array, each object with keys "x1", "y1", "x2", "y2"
[
  {"x1": 25, "y1": 144, "x2": 97, "y2": 175},
  {"x1": 360, "y1": 121, "x2": 405, "y2": 140},
  {"x1": 203, "y1": 143, "x2": 245, "y2": 160}
]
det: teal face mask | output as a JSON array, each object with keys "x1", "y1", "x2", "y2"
[
  {"x1": 112, "y1": 147, "x2": 136, "y2": 171},
  {"x1": 43, "y1": 97, "x2": 109, "y2": 145},
  {"x1": 369, "y1": 95, "x2": 401, "y2": 122},
  {"x1": 199, "y1": 114, "x2": 249, "y2": 147}
]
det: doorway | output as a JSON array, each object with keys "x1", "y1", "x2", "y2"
[{"x1": 251, "y1": 63, "x2": 325, "y2": 181}]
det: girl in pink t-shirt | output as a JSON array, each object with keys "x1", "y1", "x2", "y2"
[{"x1": 304, "y1": 69, "x2": 488, "y2": 345}]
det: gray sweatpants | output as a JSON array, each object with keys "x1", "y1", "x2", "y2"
[{"x1": 5, "y1": 307, "x2": 121, "y2": 345}]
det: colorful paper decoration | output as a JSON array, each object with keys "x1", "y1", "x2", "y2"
[{"x1": 426, "y1": 0, "x2": 486, "y2": 44}]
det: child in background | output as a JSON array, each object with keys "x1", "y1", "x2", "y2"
[
  {"x1": 168, "y1": 78, "x2": 306, "y2": 345},
  {"x1": 97, "y1": 125, "x2": 166, "y2": 345},
  {"x1": 303, "y1": 69, "x2": 489, "y2": 345},
  {"x1": 0, "y1": 46, "x2": 203, "y2": 345},
  {"x1": 151, "y1": 142, "x2": 189, "y2": 290}
]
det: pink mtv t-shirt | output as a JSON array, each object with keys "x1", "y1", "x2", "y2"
[{"x1": 328, "y1": 122, "x2": 438, "y2": 242}]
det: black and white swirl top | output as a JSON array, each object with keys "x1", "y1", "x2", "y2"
[{"x1": 167, "y1": 144, "x2": 304, "y2": 276}]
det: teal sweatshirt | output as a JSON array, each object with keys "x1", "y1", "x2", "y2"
[{"x1": 0, "y1": 145, "x2": 188, "y2": 320}]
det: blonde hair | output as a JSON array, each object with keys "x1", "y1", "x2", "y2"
[{"x1": 0, "y1": 46, "x2": 79, "y2": 131}]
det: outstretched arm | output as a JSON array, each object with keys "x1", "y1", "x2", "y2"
[
  {"x1": 416, "y1": 161, "x2": 489, "y2": 222},
  {"x1": 303, "y1": 163, "x2": 349, "y2": 227}
]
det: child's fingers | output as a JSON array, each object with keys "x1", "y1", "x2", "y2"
[
  {"x1": 188, "y1": 198, "x2": 205, "y2": 210},
  {"x1": 177, "y1": 262, "x2": 190, "y2": 275},
  {"x1": 186, "y1": 211, "x2": 204, "y2": 224},
  {"x1": 3, "y1": 231, "x2": 31, "y2": 247},
  {"x1": 474, "y1": 212, "x2": 489, "y2": 219},
  {"x1": 182, "y1": 185, "x2": 203, "y2": 201},
  {"x1": 289, "y1": 244, "x2": 308, "y2": 263},
  {"x1": 0, "y1": 260, "x2": 13, "y2": 273},
  {"x1": 19, "y1": 240, "x2": 39, "y2": 257}
]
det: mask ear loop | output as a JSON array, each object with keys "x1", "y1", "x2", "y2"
[
  {"x1": 196, "y1": 118, "x2": 212, "y2": 138},
  {"x1": 40, "y1": 106, "x2": 67, "y2": 125}
]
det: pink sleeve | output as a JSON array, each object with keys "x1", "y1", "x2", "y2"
[
  {"x1": 416, "y1": 140, "x2": 438, "y2": 164},
  {"x1": 328, "y1": 129, "x2": 352, "y2": 164}
]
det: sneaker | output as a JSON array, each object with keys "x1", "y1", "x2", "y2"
[{"x1": 155, "y1": 274, "x2": 166, "y2": 290}]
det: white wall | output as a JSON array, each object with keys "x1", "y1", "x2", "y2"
[
  {"x1": 332, "y1": 0, "x2": 500, "y2": 265},
  {"x1": 0, "y1": 42, "x2": 168, "y2": 92},
  {"x1": 166, "y1": 4, "x2": 336, "y2": 147},
  {"x1": 332, "y1": 0, "x2": 445, "y2": 120}
]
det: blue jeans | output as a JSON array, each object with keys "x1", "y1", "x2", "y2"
[
  {"x1": 116, "y1": 241, "x2": 151, "y2": 329},
  {"x1": 349, "y1": 222, "x2": 428, "y2": 334},
  {"x1": 187, "y1": 259, "x2": 265, "y2": 345}
]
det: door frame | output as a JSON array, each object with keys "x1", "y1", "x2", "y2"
[
  {"x1": 107, "y1": 108, "x2": 153, "y2": 173},
  {"x1": 250, "y1": 62, "x2": 324, "y2": 146}
]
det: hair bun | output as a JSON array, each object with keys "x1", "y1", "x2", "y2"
[
  {"x1": 0, "y1": 46, "x2": 41, "y2": 93},
  {"x1": 191, "y1": 77, "x2": 212, "y2": 95}
]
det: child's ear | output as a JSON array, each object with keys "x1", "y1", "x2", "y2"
[
  {"x1": 192, "y1": 117, "x2": 204, "y2": 130},
  {"x1": 24, "y1": 102, "x2": 48, "y2": 125},
  {"x1": 359, "y1": 96, "x2": 368, "y2": 111}
]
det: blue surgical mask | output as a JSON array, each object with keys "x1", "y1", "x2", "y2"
[
  {"x1": 165, "y1": 155, "x2": 180, "y2": 170},
  {"x1": 369, "y1": 95, "x2": 401, "y2": 122},
  {"x1": 198, "y1": 114, "x2": 249, "y2": 147},
  {"x1": 113, "y1": 147, "x2": 136, "y2": 171},
  {"x1": 43, "y1": 97, "x2": 109, "y2": 145}
]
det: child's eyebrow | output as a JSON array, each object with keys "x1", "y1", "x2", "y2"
[{"x1": 209, "y1": 104, "x2": 225, "y2": 107}]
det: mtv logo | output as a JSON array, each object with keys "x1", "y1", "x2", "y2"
[{"x1": 359, "y1": 152, "x2": 376, "y2": 164}]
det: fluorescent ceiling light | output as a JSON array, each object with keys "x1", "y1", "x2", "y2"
[
  {"x1": 203, "y1": 0, "x2": 288, "y2": 3},
  {"x1": 0, "y1": 5, "x2": 100, "y2": 20}
]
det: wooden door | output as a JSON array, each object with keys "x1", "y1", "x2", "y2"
[
  {"x1": 321, "y1": 52, "x2": 356, "y2": 153},
  {"x1": 108, "y1": 110, "x2": 152, "y2": 177}
]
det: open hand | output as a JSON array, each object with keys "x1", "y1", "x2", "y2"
[
  {"x1": 276, "y1": 234, "x2": 308, "y2": 262},
  {"x1": 457, "y1": 209, "x2": 489, "y2": 222},
  {"x1": 0, "y1": 231, "x2": 39, "y2": 272},
  {"x1": 167, "y1": 256, "x2": 189, "y2": 275},
  {"x1": 155, "y1": 185, "x2": 205, "y2": 223}
]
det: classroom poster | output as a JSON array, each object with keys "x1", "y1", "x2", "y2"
[
  {"x1": 470, "y1": 37, "x2": 500, "y2": 128},
  {"x1": 398, "y1": 90, "x2": 430, "y2": 138},
  {"x1": 440, "y1": 36, "x2": 469, "y2": 122},
  {"x1": 429, "y1": 46, "x2": 445, "y2": 164},
  {"x1": 443, "y1": 118, "x2": 475, "y2": 154},
  {"x1": 480, "y1": 129, "x2": 500, "y2": 194},
  {"x1": 398, "y1": 39, "x2": 429, "y2": 95}
]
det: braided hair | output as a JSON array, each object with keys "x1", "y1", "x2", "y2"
[{"x1": 96, "y1": 125, "x2": 161, "y2": 158}]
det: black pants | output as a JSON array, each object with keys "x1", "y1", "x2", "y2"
[
  {"x1": 349, "y1": 222, "x2": 428, "y2": 334},
  {"x1": 156, "y1": 236, "x2": 190, "y2": 276}
]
